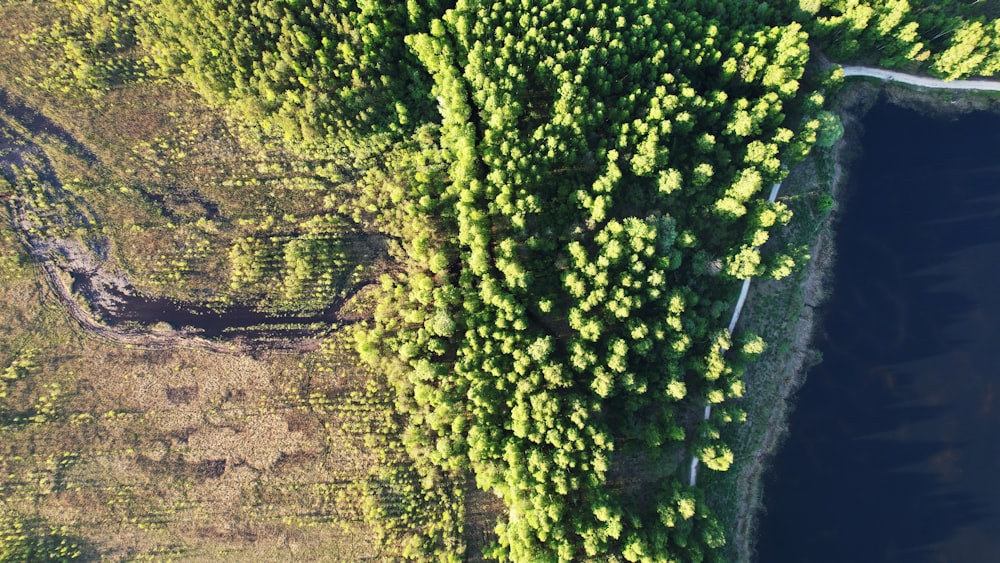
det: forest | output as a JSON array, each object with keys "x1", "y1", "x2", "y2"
[{"x1": 0, "y1": 0, "x2": 998, "y2": 561}]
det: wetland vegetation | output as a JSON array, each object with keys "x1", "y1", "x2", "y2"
[{"x1": 0, "y1": 0, "x2": 998, "y2": 560}]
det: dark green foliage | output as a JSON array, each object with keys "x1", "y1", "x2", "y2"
[
  {"x1": 814, "y1": 111, "x2": 844, "y2": 148},
  {"x1": 0, "y1": 512, "x2": 85, "y2": 561},
  {"x1": 817, "y1": 194, "x2": 835, "y2": 214},
  {"x1": 796, "y1": 0, "x2": 1000, "y2": 78},
  {"x1": 358, "y1": 0, "x2": 829, "y2": 559},
  {"x1": 34, "y1": 0, "x2": 1000, "y2": 560}
]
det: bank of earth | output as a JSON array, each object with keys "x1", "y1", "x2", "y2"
[{"x1": 715, "y1": 79, "x2": 1000, "y2": 562}]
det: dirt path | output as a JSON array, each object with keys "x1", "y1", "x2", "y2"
[
  {"x1": 689, "y1": 180, "x2": 781, "y2": 486},
  {"x1": 842, "y1": 66, "x2": 1000, "y2": 91},
  {"x1": 726, "y1": 155, "x2": 843, "y2": 560}
]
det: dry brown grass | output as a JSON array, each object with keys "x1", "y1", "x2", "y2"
[
  {"x1": 0, "y1": 320, "x2": 387, "y2": 557},
  {"x1": 0, "y1": 234, "x2": 385, "y2": 558},
  {"x1": 0, "y1": 5, "x2": 399, "y2": 553},
  {"x1": 0, "y1": 3, "x2": 476, "y2": 560}
]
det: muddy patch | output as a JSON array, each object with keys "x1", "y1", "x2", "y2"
[{"x1": 0, "y1": 91, "x2": 375, "y2": 353}]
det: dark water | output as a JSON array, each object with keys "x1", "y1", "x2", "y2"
[
  {"x1": 70, "y1": 272, "x2": 345, "y2": 343},
  {"x1": 756, "y1": 104, "x2": 1000, "y2": 562}
]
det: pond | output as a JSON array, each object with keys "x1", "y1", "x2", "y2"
[
  {"x1": 756, "y1": 103, "x2": 1000, "y2": 562},
  {"x1": 68, "y1": 270, "x2": 352, "y2": 343}
]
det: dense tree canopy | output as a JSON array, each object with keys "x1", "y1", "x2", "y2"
[
  {"x1": 359, "y1": 0, "x2": 820, "y2": 559},
  {"x1": 794, "y1": 0, "x2": 1000, "y2": 78},
  {"x1": 132, "y1": 0, "x2": 447, "y2": 141}
]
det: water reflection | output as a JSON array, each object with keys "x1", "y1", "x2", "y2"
[{"x1": 756, "y1": 104, "x2": 1000, "y2": 562}]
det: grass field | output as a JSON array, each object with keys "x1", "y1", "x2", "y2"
[
  {"x1": 0, "y1": 2, "x2": 474, "y2": 559},
  {"x1": 0, "y1": 202, "x2": 407, "y2": 558},
  {"x1": 0, "y1": 1, "x2": 378, "y2": 307}
]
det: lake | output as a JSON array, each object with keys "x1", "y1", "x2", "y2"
[{"x1": 755, "y1": 103, "x2": 1000, "y2": 562}]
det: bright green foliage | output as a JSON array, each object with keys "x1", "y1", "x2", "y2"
[
  {"x1": 0, "y1": 512, "x2": 83, "y2": 562},
  {"x1": 797, "y1": 0, "x2": 1000, "y2": 77},
  {"x1": 227, "y1": 214, "x2": 358, "y2": 311},
  {"x1": 32, "y1": 0, "x2": 150, "y2": 93},
  {"x1": 357, "y1": 0, "x2": 829, "y2": 559},
  {"x1": 698, "y1": 443, "x2": 735, "y2": 472},
  {"x1": 0, "y1": 350, "x2": 40, "y2": 424},
  {"x1": 933, "y1": 20, "x2": 1000, "y2": 80},
  {"x1": 33, "y1": 0, "x2": 1000, "y2": 560},
  {"x1": 0, "y1": 349, "x2": 36, "y2": 399},
  {"x1": 131, "y1": 0, "x2": 443, "y2": 140}
]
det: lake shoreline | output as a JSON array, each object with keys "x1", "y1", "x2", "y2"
[{"x1": 724, "y1": 79, "x2": 1000, "y2": 562}]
